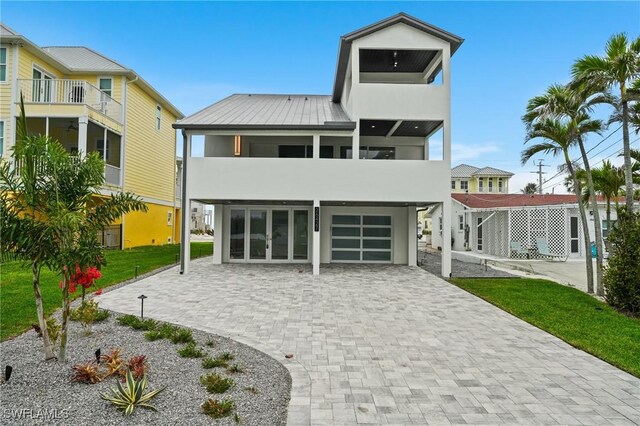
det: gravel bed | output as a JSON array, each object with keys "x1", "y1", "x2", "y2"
[{"x1": 0, "y1": 312, "x2": 291, "y2": 425}]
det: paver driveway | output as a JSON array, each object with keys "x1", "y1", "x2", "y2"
[{"x1": 97, "y1": 259, "x2": 640, "y2": 425}]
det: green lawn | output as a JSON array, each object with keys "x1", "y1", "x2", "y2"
[
  {"x1": 452, "y1": 277, "x2": 640, "y2": 378},
  {"x1": 0, "y1": 242, "x2": 213, "y2": 341}
]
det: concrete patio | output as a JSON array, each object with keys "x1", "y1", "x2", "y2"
[{"x1": 96, "y1": 259, "x2": 640, "y2": 425}]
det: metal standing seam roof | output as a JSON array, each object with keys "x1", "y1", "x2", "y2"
[
  {"x1": 0, "y1": 23, "x2": 17, "y2": 36},
  {"x1": 174, "y1": 94, "x2": 355, "y2": 131},
  {"x1": 472, "y1": 166, "x2": 514, "y2": 177},
  {"x1": 42, "y1": 46, "x2": 128, "y2": 72},
  {"x1": 451, "y1": 164, "x2": 480, "y2": 178}
]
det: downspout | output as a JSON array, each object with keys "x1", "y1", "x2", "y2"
[
  {"x1": 179, "y1": 129, "x2": 188, "y2": 274},
  {"x1": 416, "y1": 207, "x2": 429, "y2": 266}
]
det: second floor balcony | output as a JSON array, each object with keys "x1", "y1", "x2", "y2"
[{"x1": 17, "y1": 79, "x2": 123, "y2": 124}]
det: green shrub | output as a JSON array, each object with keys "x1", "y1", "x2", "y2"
[
  {"x1": 219, "y1": 352, "x2": 234, "y2": 361},
  {"x1": 101, "y1": 370, "x2": 164, "y2": 416},
  {"x1": 158, "y1": 323, "x2": 179, "y2": 339},
  {"x1": 169, "y1": 328, "x2": 194, "y2": 344},
  {"x1": 604, "y1": 208, "x2": 640, "y2": 315},
  {"x1": 201, "y1": 398, "x2": 234, "y2": 418},
  {"x1": 116, "y1": 314, "x2": 139, "y2": 327},
  {"x1": 226, "y1": 364, "x2": 244, "y2": 374},
  {"x1": 46, "y1": 316, "x2": 60, "y2": 345},
  {"x1": 70, "y1": 300, "x2": 109, "y2": 335},
  {"x1": 200, "y1": 373, "x2": 234, "y2": 393},
  {"x1": 177, "y1": 343, "x2": 205, "y2": 358},
  {"x1": 116, "y1": 315, "x2": 156, "y2": 331},
  {"x1": 202, "y1": 356, "x2": 227, "y2": 369},
  {"x1": 144, "y1": 330, "x2": 162, "y2": 341}
]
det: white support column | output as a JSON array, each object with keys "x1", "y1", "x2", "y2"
[
  {"x1": 441, "y1": 200, "x2": 452, "y2": 277},
  {"x1": 312, "y1": 200, "x2": 320, "y2": 275},
  {"x1": 407, "y1": 207, "x2": 417, "y2": 266},
  {"x1": 212, "y1": 204, "x2": 223, "y2": 264},
  {"x1": 312, "y1": 134, "x2": 320, "y2": 159},
  {"x1": 180, "y1": 131, "x2": 191, "y2": 274},
  {"x1": 352, "y1": 121, "x2": 360, "y2": 160},
  {"x1": 78, "y1": 116, "x2": 88, "y2": 157},
  {"x1": 103, "y1": 126, "x2": 108, "y2": 162}
]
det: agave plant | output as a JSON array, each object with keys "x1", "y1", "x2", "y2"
[{"x1": 101, "y1": 370, "x2": 164, "y2": 416}]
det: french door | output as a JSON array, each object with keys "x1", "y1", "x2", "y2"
[
  {"x1": 228, "y1": 207, "x2": 309, "y2": 262},
  {"x1": 32, "y1": 68, "x2": 53, "y2": 103}
]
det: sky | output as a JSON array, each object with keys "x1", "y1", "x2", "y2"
[{"x1": 3, "y1": 1, "x2": 639, "y2": 193}]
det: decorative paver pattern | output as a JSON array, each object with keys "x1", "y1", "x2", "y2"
[{"x1": 97, "y1": 260, "x2": 640, "y2": 425}]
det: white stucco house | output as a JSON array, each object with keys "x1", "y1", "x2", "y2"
[
  {"x1": 430, "y1": 193, "x2": 618, "y2": 259},
  {"x1": 174, "y1": 13, "x2": 464, "y2": 275}
]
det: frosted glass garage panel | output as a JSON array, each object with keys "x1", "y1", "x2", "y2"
[{"x1": 330, "y1": 214, "x2": 392, "y2": 263}]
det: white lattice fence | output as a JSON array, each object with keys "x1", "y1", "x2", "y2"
[
  {"x1": 548, "y1": 208, "x2": 567, "y2": 256},
  {"x1": 510, "y1": 210, "x2": 529, "y2": 258},
  {"x1": 507, "y1": 207, "x2": 570, "y2": 258}
]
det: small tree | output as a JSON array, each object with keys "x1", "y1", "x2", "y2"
[
  {"x1": 604, "y1": 208, "x2": 640, "y2": 315},
  {"x1": 522, "y1": 182, "x2": 538, "y2": 194},
  {"x1": 1, "y1": 96, "x2": 147, "y2": 361}
]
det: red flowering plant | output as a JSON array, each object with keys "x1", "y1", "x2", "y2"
[{"x1": 60, "y1": 264, "x2": 102, "y2": 300}]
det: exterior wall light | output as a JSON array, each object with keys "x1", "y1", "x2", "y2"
[{"x1": 234, "y1": 135, "x2": 242, "y2": 156}]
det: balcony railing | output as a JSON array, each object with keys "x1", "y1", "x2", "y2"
[
  {"x1": 105, "y1": 164, "x2": 121, "y2": 186},
  {"x1": 17, "y1": 79, "x2": 123, "y2": 123}
]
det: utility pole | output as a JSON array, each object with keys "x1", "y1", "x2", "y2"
[{"x1": 530, "y1": 160, "x2": 548, "y2": 194}]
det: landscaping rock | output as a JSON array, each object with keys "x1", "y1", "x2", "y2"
[{"x1": 0, "y1": 313, "x2": 290, "y2": 425}]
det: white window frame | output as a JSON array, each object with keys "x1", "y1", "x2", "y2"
[
  {"x1": 451, "y1": 180, "x2": 456, "y2": 190},
  {"x1": 97, "y1": 76, "x2": 113, "y2": 97},
  {"x1": 156, "y1": 104, "x2": 162, "y2": 131},
  {"x1": 460, "y1": 180, "x2": 468, "y2": 191},
  {"x1": 478, "y1": 178, "x2": 484, "y2": 192},
  {"x1": 488, "y1": 178, "x2": 493, "y2": 192},
  {"x1": 498, "y1": 178, "x2": 504, "y2": 193},
  {"x1": 458, "y1": 215, "x2": 464, "y2": 231},
  {"x1": 0, "y1": 47, "x2": 7, "y2": 83},
  {"x1": 0, "y1": 120, "x2": 5, "y2": 156},
  {"x1": 96, "y1": 139, "x2": 110, "y2": 160}
]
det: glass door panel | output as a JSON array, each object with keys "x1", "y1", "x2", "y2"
[
  {"x1": 229, "y1": 209, "x2": 245, "y2": 260},
  {"x1": 293, "y1": 210, "x2": 309, "y2": 260},
  {"x1": 249, "y1": 209, "x2": 267, "y2": 260},
  {"x1": 271, "y1": 210, "x2": 289, "y2": 260}
]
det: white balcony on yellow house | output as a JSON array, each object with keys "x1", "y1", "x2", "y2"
[{"x1": 17, "y1": 78, "x2": 123, "y2": 132}]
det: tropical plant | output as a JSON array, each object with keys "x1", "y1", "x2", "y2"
[
  {"x1": 101, "y1": 370, "x2": 164, "y2": 416},
  {"x1": 603, "y1": 208, "x2": 640, "y2": 315},
  {"x1": 201, "y1": 398, "x2": 234, "y2": 419},
  {"x1": 579, "y1": 161, "x2": 625, "y2": 243},
  {"x1": 521, "y1": 117, "x2": 600, "y2": 294},
  {"x1": 71, "y1": 362, "x2": 103, "y2": 384},
  {"x1": 573, "y1": 33, "x2": 640, "y2": 209},
  {"x1": 177, "y1": 343, "x2": 205, "y2": 358},
  {"x1": 200, "y1": 373, "x2": 234, "y2": 394},
  {"x1": 0, "y1": 96, "x2": 147, "y2": 361},
  {"x1": 122, "y1": 355, "x2": 148, "y2": 381},
  {"x1": 101, "y1": 349, "x2": 124, "y2": 378},
  {"x1": 523, "y1": 83, "x2": 607, "y2": 295},
  {"x1": 521, "y1": 182, "x2": 538, "y2": 194},
  {"x1": 70, "y1": 299, "x2": 109, "y2": 335}
]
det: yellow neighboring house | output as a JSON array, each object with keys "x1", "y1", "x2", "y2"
[
  {"x1": 0, "y1": 23, "x2": 184, "y2": 249},
  {"x1": 450, "y1": 164, "x2": 514, "y2": 194}
]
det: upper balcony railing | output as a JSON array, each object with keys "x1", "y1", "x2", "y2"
[{"x1": 17, "y1": 79, "x2": 123, "y2": 123}]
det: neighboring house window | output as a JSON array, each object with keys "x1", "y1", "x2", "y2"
[
  {"x1": 98, "y1": 78, "x2": 112, "y2": 97},
  {"x1": 167, "y1": 211, "x2": 173, "y2": 225},
  {"x1": 461, "y1": 180, "x2": 468, "y2": 191},
  {"x1": 97, "y1": 139, "x2": 109, "y2": 160},
  {"x1": 438, "y1": 217, "x2": 443, "y2": 234},
  {"x1": 0, "y1": 121, "x2": 4, "y2": 156},
  {"x1": 0, "y1": 48, "x2": 6, "y2": 82},
  {"x1": 488, "y1": 178, "x2": 493, "y2": 192},
  {"x1": 451, "y1": 180, "x2": 456, "y2": 190},
  {"x1": 478, "y1": 178, "x2": 484, "y2": 192},
  {"x1": 498, "y1": 178, "x2": 504, "y2": 192},
  {"x1": 156, "y1": 105, "x2": 162, "y2": 130},
  {"x1": 458, "y1": 215, "x2": 464, "y2": 231},
  {"x1": 602, "y1": 220, "x2": 617, "y2": 239}
]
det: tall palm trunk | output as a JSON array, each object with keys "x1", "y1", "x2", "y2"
[
  {"x1": 32, "y1": 261, "x2": 55, "y2": 360},
  {"x1": 58, "y1": 272, "x2": 71, "y2": 361},
  {"x1": 621, "y1": 88, "x2": 634, "y2": 210},
  {"x1": 565, "y1": 153, "x2": 594, "y2": 293},
  {"x1": 577, "y1": 138, "x2": 604, "y2": 296}
]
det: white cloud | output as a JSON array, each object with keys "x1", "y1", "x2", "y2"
[{"x1": 450, "y1": 142, "x2": 501, "y2": 163}]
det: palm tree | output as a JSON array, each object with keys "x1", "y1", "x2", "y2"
[
  {"x1": 576, "y1": 162, "x2": 625, "y2": 247},
  {"x1": 572, "y1": 33, "x2": 640, "y2": 210},
  {"x1": 521, "y1": 117, "x2": 596, "y2": 293},
  {"x1": 523, "y1": 84, "x2": 606, "y2": 295}
]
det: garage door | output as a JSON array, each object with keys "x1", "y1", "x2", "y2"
[{"x1": 331, "y1": 215, "x2": 392, "y2": 262}]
